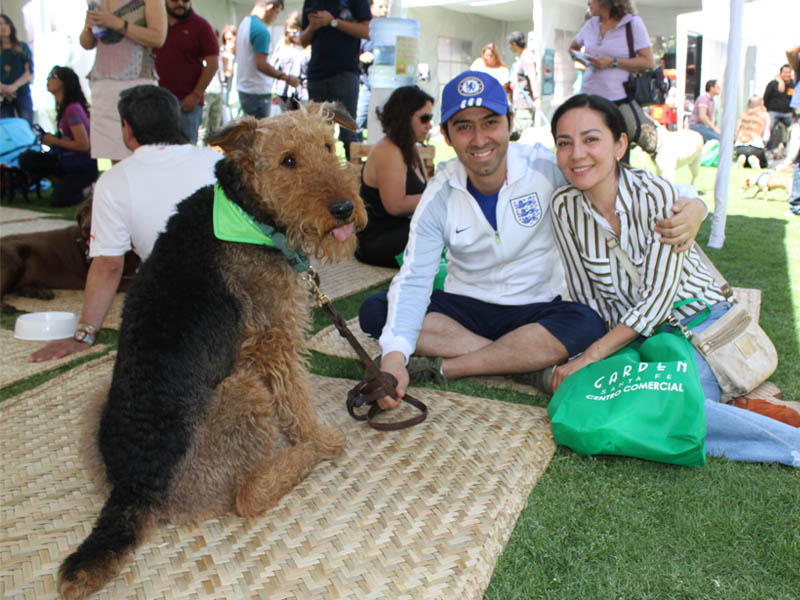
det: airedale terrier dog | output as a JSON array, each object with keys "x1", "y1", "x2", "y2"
[{"x1": 57, "y1": 104, "x2": 367, "y2": 599}]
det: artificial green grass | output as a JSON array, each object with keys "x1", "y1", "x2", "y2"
[{"x1": 2, "y1": 156, "x2": 799, "y2": 598}]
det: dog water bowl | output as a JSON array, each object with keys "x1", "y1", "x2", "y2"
[{"x1": 14, "y1": 312, "x2": 79, "y2": 341}]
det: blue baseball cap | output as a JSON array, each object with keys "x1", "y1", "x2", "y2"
[{"x1": 440, "y1": 70, "x2": 509, "y2": 125}]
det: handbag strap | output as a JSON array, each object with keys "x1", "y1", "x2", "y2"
[
  {"x1": 690, "y1": 245, "x2": 734, "y2": 300},
  {"x1": 596, "y1": 225, "x2": 642, "y2": 287},
  {"x1": 625, "y1": 22, "x2": 635, "y2": 59}
]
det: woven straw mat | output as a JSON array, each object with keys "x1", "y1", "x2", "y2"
[
  {"x1": 0, "y1": 328, "x2": 109, "y2": 389},
  {"x1": 1, "y1": 353, "x2": 555, "y2": 599},
  {"x1": 307, "y1": 317, "x2": 547, "y2": 396},
  {"x1": 310, "y1": 256, "x2": 396, "y2": 301},
  {"x1": 3, "y1": 290, "x2": 127, "y2": 330}
]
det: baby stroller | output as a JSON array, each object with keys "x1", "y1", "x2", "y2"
[{"x1": 0, "y1": 117, "x2": 43, "y2": 202}]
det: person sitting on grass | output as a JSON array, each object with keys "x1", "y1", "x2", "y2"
[
  {"x1": 18, "y1": 66, "x2": 98, "y2": 207},
  {"x1": 549, "y1": 93, "x2": 800, "y2": 467},
  {"x1": 29, "y1": 85, "x2": 221, "y2": 363},
  {"x1": 355, "y1": 85, "x2": 434, "y2": 268},
  {"x1": 357, "y1": 70, "x2": 708, "y2": 409}
]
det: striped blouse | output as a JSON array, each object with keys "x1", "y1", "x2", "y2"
[{"x1": 551, "y1": 167, "x2": 726, "y2": 336}]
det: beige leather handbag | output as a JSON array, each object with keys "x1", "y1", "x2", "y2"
[{"x1": 602, "y1": 231, "x2": 778, "y2": 402}]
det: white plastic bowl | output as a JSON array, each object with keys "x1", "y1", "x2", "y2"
[{"x1": 14, "y1": 311, "x2": 79, "y2": 341}]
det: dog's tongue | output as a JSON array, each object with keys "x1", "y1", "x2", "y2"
[{"x1": 331, "y1": 222, "x2": 355, "y2": 242}]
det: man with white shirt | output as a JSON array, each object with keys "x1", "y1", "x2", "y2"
[
  {"x1": 30, "y1": 85, "x2": 221, "y2": 362},
  {"x1": 358, "y1": 71, "x2": 707, "y2": 408}
]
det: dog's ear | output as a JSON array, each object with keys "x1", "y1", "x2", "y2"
[
  {"x1": 310, "y1": 101, "x2": 358, "y2": 131},
  {"x1": 206, "y1": 117, "x2": 259, "y2": 158}
]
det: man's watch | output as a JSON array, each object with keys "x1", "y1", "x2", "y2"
[
  {"x1": 330, "y1": 19, "x2": 339, "y2": 28},
  {"x1": 73, "y1": 323, "x2": 97, "y2": 346}
]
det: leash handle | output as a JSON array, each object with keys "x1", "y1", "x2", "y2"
[{"x1": 304, "y1": 267, "x2": 428, "y2": 431}]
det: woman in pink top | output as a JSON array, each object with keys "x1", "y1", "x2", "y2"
[
  {"x1": 18, "y1": 66, "x2": 98, "y2": 207},
  {"x1": 79, "y1": 0, "x2": 167, "y2": 162}
]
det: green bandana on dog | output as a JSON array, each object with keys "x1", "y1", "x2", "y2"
[{"x1": 212, "y1": 183, "x2": 309, "y2": 272}]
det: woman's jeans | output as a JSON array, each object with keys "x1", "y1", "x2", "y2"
[{"x1": 680, "y1": 301, "x2": 800, "y2": 467}]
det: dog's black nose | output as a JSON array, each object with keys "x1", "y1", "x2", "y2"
[{"x1": 329, "y1": 200, "x2": 354, "y2": 220}]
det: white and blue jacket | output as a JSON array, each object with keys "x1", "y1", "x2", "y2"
[{"x1": 380, "y1": 142, "x2": 568, "y2": 360}]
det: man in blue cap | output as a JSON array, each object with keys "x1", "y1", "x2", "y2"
[{"x1": 358, "y1": 70, "x2": 704, "y2": 407}]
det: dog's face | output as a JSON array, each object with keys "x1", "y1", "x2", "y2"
[{"x1": 207, "y1": 104, "x2": 367, "y2": 263}]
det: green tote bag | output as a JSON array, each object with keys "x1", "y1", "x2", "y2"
[{"x1": 547, "y1": 332, "x2": 706, "y2": 467}]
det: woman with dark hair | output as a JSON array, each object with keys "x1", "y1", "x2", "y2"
[
  {"x1": 548, "y1": 93, "x2": 800, "y2": 466},
  {"x1": 18, "y1": 66, "x2": 98, "y2": 207},
  {"x1": 470, "y1": 42, "x2": 510, "y2": 88},
  {"x1": 355, "y1": 85, "x2": 434, "y2": 267},
  {"x1": 0, "y1": 13, "x2": 33, "y2": 124},
  {"x1": 270, "y1": 11, "x2": 308, "y2": 112}
]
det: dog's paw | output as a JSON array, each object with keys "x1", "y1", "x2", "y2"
[
  {"x1": 16, "y1": 284, "x2": 55, "y2": 300},
  {"x1": 0, "y1": 302, "x2": 19, "y2": 314},
  {"x1": 57, "y1": 553, "x2": 118, "y2": 600},
  {"x1": 314, "y1": 426, "x2": 346, "y2": 458}
]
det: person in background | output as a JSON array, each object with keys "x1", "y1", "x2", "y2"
[
  {"x1": 270, "y1": 11, "x2": 308, "y2": 112},
  {"x1": 355, "y1": 85, "x2": 433, "y2": 267},
  {"x1": 786, "y1": 44, "x2": 800, "y2": 216},
  {"x1": 236, "y1": 0, "x2": 300, "y2": 119},
  {"x1": 688, "y1": 79, "x2": 721, "y2": 143},
  {"x1": 219, "y1": 25, "x2": 237, "y2": 120},
  {"x1": 549, "y1": 93, "x2": 800, "y2": 466},
  {"x1": 733, "y1": 95, "x2": 769, "y2": 170},
  {"x1": 18, "y1": 66, "x2": 98, "y2": 207},
  {"x1": 300, "y1": 0, "x2": 372, "y2": 159},
  {"x1": 29, "y1": 85, "x2": 221, "y2": 364},
  {"x1": 570, "y1": 0, "x2": 657, "y2": 156},
  {"x1": 763, "y1": 64, "x2": 795, "y2": 152},
  {"x1": 153, "y1": 0, "x2": 219, "y2": 144},
  {"x1": 506, "y1": 31, "x2": 539, "y2": 142},
  {"x1": 355, "y1": 0, "x2": 390, "y2": 138},
  {"x1": 79, "y1": 0, "x2": 168, "y2": 162},
  {"x1": 200, "y1": 28, "x2": 225, "y2": 137},
  {"x1": 0, "y1": 13, "x2": 33, "y2": 124},
  {"x1": 470, "y1": 43, "x2": 510, "y2": 89}
]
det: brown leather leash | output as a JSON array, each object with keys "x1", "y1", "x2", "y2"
[{"x1": 303, "y1": 266, "x2": 428, "y2": 431}]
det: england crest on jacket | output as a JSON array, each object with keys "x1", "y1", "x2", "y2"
[{"x1": 511, "y1": 193, "x2": 542, "y2": 227}]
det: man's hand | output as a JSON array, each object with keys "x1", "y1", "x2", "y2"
[
  {"x1": 308, "y1": 10, "x2": 334, "y2": 28},
  {"x1": 285, "y1": 75, "x2": 301, "y2": 88},
  {"x1": 359, "y1": 50, "x2": 374, "y2": 66},
  {"x1": 377, "y1": 351, "x2": 408, "y2": 410},
  {"x1": 29, "y1": 338, "x2": 92, "y2": 363},
  {"x1": 655, "y1": 196, "x2": 705, "y2": 253},
  {"x1": 180, "y1": 93, "x2": 201, "y2": 113}
]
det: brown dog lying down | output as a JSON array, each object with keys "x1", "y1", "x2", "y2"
[
  {"x1": 0, "y1": 197, "x2": 140, "y2": 313},
  {"x1": 741, "y1": 167, "x2": 793, "y2": 201}
]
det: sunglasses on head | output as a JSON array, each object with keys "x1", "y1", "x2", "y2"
[{"x1": 419, "y1": 113, "x2": 433, "y2": 124}]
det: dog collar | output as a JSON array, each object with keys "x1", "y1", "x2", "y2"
[{"x1": 212, "y1": 183, "x2": 309, "y2": 272}]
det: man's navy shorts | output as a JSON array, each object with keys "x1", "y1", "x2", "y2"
[{"x1": 358, "y1": 289, "x2": 606, "y2": 357}]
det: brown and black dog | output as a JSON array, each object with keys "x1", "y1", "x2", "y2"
[
  {"x1": 57, "y1": 104, "x2": 367, "y2": 599},
  {"x1": 0, "y1": 197, "x2": 140, "y2": 312}
]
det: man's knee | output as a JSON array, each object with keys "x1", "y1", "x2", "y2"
[
  {"x1": 548, "y1": 302, "x2": 606, "y2": 356},
  {"x1": 358, "y1": 291, "x2": 389, "y2": 339}
]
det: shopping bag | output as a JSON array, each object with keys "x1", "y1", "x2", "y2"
[{"x1": 547, "y1": 332, "x2": 706, "y2": 467}]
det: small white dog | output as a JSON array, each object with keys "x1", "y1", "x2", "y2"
[{"x1": 633, "y1": 126, "x2": 704, "y2": 184}]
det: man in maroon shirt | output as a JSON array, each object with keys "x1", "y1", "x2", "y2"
[{"x1": 154, "y1": 0, "x2": 219, "y2": 144}]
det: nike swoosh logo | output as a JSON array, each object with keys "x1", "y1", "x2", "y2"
[{"x1": 455, "y1": 226, "x2": 471, "y2": 234}]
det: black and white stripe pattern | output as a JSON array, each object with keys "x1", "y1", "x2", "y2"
[{"x1": 551, "y1": 167, "x2": 725, "y2": 335}]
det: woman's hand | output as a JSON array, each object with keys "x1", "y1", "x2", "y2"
[
  {"x1": 552, "y1": 354, "x2": 596, "y2": 393},
  {"x1": 587, "y1": 55, "x2": 614, "y2": 69},
  {"x1": 41, "y1": 133, "x2": 58, "y2": 147},
  {"x1": 87, "y1": 2, "x2": 124, "y2": 32},
  {"x1": 655, "y1": 197, "x2": 705, "y2": 253}
]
